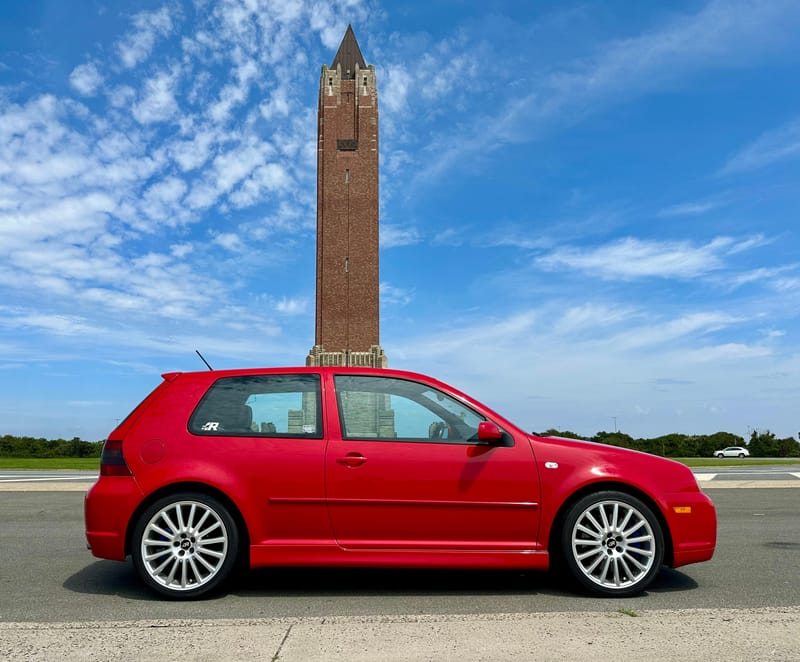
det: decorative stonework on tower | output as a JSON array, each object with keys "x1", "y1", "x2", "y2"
[{"x1": 307, "y1": 25, "x2": 387, "y2": 368}]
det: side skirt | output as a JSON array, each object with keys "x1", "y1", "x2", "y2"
[{"x1": 249, "y1": 545, "x2": 550, "y2": 571}]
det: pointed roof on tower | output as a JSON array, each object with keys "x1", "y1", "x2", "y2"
[{"x1": 331, "y1": 24, "x2": 366, "y2": 79}]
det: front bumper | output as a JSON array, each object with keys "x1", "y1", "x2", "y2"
[{"x1": 663, "y1": 490, "x2": 717, "y2": 568}]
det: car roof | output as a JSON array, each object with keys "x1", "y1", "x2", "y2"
[{"x1": 163, "y1": 366, "x2": 434, "y2": 381}]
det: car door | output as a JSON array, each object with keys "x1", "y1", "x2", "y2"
[
  {"x1": 187, "y1": 372, "x2": 331, "y2": 545},
  {"x1": 325, "y1": 372, "x2": 540, "y2": 550}
]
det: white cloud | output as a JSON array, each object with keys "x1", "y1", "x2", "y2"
[
  {"x1": 536, "y1": 237, "x2": 732, "y2": 280},
  {"x1": 117, "y1": 7, "x2": 175, "y2": 69},
  {"x1": 214, "y1": 232, "x2": 244, "y2": 252},
  {"x1": 553, "y1": 304, "x2": 634, "y2": 336},
  {"x1": 381, "y1": 66, "x2": 411, "y2": 113},
  {"x1": 132, "y1": 69, "x2": 180, "y2": 124},
  {"x1": 774, "y1": 277, "x2": 800, "y2": 292},
  {"x1": 230, "y1": 163, "x2": 293, "y2": 208},
  {"x1": 12, "y1": 312, "x2": 103, "y2": 337},
  {"x1": 381, "y1": 223, "x2": 421, "y2": 248},
  {"x1": 380, "y1": 282, "x2": 413, "y2": 306},
  {"x1": 657, "y1": 200, "x2": 721, "y2": 217},
  {"x1": 609, "y1": 312, "x2": 742, "y2": 351},
  {"x1": 431, "y1": 228, "x2": 465, "y2": 247},
  {"x1": 209, "y1": 58, "x2": 259, "y2": 123},
  {"x1": 259, "y1": 88, "x2": 290, "y2": 120},
  {"x1": 275, "y1": 297, "x2": 308, "y2": 314},
  {"x1": 69, "y1": 63, "x2": 104, "y2": 96},
  {"x1": 682, "y1": 342, "x2": 772, "y2": 363},
  {"x1": 170, "y1": 129, "x2": 217, "y2": 172},
  {"x1": 720, "y1": 117, "x2": 800, "y2": 174},
  {"x1": 141, "y1": 176, "x2": 189, "y2": 224}
]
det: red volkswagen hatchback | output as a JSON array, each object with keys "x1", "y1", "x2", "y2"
[{"x1": 85, "y1": 367, "x2": 716, "y2": 599}]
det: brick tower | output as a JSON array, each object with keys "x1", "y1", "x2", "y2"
[{"x1": 307, "y1": 25, "x2": 387, "y2": 368}]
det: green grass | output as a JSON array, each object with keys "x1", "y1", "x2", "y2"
[
  {"x1": 617, "y1": 608, "x2": 639, "y2": 617},
  {"x1": 0, "y1": 457, "x2": 101, "y2": 470},
  {"x1": 675, "y1": 457, "x2": 799, "y2": 467}
]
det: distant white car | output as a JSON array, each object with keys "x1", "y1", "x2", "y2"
[{"x1": 714, "y1": 446, "x2": 750, "y2": 458}]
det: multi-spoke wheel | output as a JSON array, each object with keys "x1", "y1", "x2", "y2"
[
  {"x1": 561, "y1": 491, "x2": 664, "y2": 597},
  {"x1": 132, "y1": 493, "x2": 239, "y2": 599}
]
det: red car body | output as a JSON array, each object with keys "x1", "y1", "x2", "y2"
[{"x1": 85, "y1": 366, "x2": 716, "y2": 598}]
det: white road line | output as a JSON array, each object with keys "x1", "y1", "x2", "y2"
[{"x1": 694, "y1": 474, "x2": 717, "y2": 481}]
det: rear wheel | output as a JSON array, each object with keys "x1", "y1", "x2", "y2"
[
  {"x1": 561, "y1": 491, "x2": 664, "y2": 597},
  {"x1": 132, "y1": 492, "x2": 239, "y2": 599},
  {"x1": 738, "y1": 453, "x2": 745, "y2": 458}
]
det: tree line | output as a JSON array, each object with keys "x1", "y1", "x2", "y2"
[
  {"x1": 2, "y1": 429, "x2": 799, "y2": 459},
  {"x1": 534, "y1": 429, "x2": 800, "y2": 457},
  {"x1": 0, "y1": 435, "x2": 104, "y2": 458}
]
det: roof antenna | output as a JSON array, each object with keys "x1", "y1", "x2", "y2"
[{"x1": 195, "y1": 350, "x2": 214, "y2": 371}]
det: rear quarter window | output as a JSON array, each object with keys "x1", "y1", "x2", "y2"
[{"x1": 188, "y1": 374, "x2": 322, "y2": 437}]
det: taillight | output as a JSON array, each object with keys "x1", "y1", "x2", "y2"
[{"x1": 100, "y1": 439, "x2": 132, "y2": 476}]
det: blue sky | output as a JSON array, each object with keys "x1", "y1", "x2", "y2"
[{"x1": 1, "y1": 0, "x2": 799, "y2": 442}]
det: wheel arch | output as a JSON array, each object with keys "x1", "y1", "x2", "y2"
[
  {"x1": 548, "y1": 481, "x2": 674, "y2": 567},
  {"x1": 125, "y1": 482, "x2": 251, "y2": 566}
]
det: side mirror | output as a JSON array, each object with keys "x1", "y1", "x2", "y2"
[{"x1": 477, "y1": 421, "x2": 504, "y2": 443}]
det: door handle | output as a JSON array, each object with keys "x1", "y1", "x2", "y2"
[{"x1": 337, "y1": 452, "x2": 368, "y2": 467}]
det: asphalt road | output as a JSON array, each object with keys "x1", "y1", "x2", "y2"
[{"x1": 0, "y1": 488, "x2": 797, "y2": 624}]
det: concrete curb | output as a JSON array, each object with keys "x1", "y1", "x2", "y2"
[{"x1": 2, "y1": 607, "x2": 798, "y2": 661}]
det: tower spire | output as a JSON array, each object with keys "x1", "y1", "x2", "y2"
[{"x1": 331, "y1": 24, "x2": 366, "y2": 79}]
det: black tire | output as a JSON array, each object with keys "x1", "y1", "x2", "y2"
[
  {"x1": 560, "y1": 490, "x2": 664, "y2": 597},
  {"x1": 132, "y1": 492, "x2": 239, "y2": 599},
  {"x1": 716, "y1": 453, "x2": 724, "y2": 458},
  {"x1": 738, "y1": 453, "x2": 745, "y2": 458}
]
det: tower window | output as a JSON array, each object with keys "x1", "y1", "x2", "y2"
[{"x1": 345, "y1": 169, "x2": 350, "y2": 183}]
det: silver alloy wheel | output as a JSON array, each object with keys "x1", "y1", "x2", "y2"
[
  {"x1": 140, "y1": 499, "x2": 229, "y2": 592},
  {"x1": 570, "y1": 499, "x2": 656, "y2": 590}
]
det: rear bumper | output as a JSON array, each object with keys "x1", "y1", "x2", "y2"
[
  {"x1": 663, "y1": 490, "x2": 717, "y2": 568},
  {"x1": 84, "y1": 476, "x2": 143, "y2": 561}
]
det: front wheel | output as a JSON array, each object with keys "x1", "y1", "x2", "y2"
[
  {"x1": 132, "y1": 492, "x2": 239, "y2": 599},
  {"x1": 561, "y1": 491, "x2": 664, "y2": 597},
  {"x1": 716, "y1": 453, "x2": 725, "y2": 458}
]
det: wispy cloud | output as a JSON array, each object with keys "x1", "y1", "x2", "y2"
[
  {"x1": 657, "y1": 200, "x2": 722, "y2": 217},
  {"x1": 408, "y1": 0, "x2": 800, "y2": 186},
  {"x1": 534, "y1": 236, "x2": 759, "y2": 280},
  {"x1": 380, "y1": 282, "x2": 414, "y2": 306},
  {"x1": 381, "y1": 224, "x2": 422, "y2": 248},
  {"x1": 720, "y1": 117, "x2": 800, "y2": 174},
  {"x1": 116, "y1": 7, "x2": 175, "y2": 69},
  {"x1": 723, "y1": 265, "x2": 799, "y2": 289}
]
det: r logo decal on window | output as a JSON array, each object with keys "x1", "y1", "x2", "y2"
[{"x1": 201, "y1": 422, "x2": 220, "y2": 431}]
